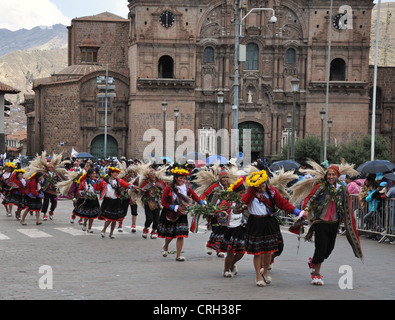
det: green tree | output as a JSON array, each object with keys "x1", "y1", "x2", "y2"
[
  {"x1": 338, "y1": 134, "x2": 391, "y2": 167},
  {"x1": 274, "y1": 135, "x2": 337, "y2": 164}
]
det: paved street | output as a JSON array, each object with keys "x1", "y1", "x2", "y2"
[{"x1": 0, "y1": 199, "x2": 394, "y2": 300}]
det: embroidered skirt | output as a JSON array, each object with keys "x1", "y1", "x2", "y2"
[
  {"x1": 98, "y1": 197, "x2": 125, "y2": 222},
  {"x1": 7, "y1": 192, "x2": 25, "y2": 209},
  {"x1": 73, "y1": 197, "x2": 100, "y2": 220},
  {"x1": 207, "y1": 225, "x2": 246, "y2": 254},
  {"x1": 158, "y1": 207, "x2": 189, "y2": 239},
  {"x1": 23, "y1": 196, "x2": 42, "y2": 212},
  {"x1": 245, "y1": 215, "x2": 282, "y2": 255}
]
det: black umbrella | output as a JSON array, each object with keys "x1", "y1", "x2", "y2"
[
  {"x1": 269, "y1": 160, "x2": 300, "y2": 172},
  {"x1": 384, "y1": 172, "x2": 395, "y2": 181},
  {"x1": 356, "y1": 160, "x2": 395, "y2": 175}
]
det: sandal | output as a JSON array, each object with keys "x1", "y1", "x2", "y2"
[
  {"x1": 161, "y1": 247, "x2": 168, "y2": 257},
  {"x1": 256, "y1": 278, "x2": 266, "y2": 287},
  {"x1": 311, "y1": 274, "x2": 324, "y2": 286},
  {"x1": 176, "y1": 256, "x2": 185, "y2": 262},
  {"x1": 223, "y1": 270, "x2": 233, "y2": 278},
  {"x1": 263, "y1": 275, "x2": 272, "y2": 285},
  {"x1": 231, "y1": 265, "x2": 238, "y2": 276},
  {"x1": 20, "y1": 221, "x2": 27, "y2": 226}
]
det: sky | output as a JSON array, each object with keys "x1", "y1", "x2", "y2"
[
  {"x1": 0, "y1": 0, "x2": 393, "y2": 31},
  {"x1": 0, "y1": 0, "x2": 128, "y2": 31}
]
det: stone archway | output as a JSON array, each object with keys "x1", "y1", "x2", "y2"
[
  {"x1": 239, "y1": 121, "x2": 265, "y2": 161},
  {"x1": 90, "y1": 134, "x2": 118, "y2": 159}
]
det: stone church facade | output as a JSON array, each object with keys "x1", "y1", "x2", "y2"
[{"x1": 26, "y1": 0, "x2": 395, "y2": 161}]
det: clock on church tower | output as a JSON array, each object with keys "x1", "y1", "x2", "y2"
[{"x1": 159, "y1": 11, "x2": 175, "y2": 28}]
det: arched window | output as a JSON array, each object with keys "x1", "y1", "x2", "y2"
[
  {"x1": 330, "y1": 58, "x2": 346, "y2": 81},
  {"x1": 158, "y1": 55, "x2": 174, "y2": 78},
  {"x1": 286, "y1": 48, "x2": 296, "y2": 64},
  {"x1": 245, "y1": 43, "x2": 259, "y2": 70},
  {"x1": 203, "y1": 46, "x2": 214, "y2": 63}
]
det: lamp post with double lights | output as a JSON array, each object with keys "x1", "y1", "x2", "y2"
[
  {"x1": 320, "y1": 110, "x2": 326, "y2": 163},
  {"x1": 162, "y1": 101, "x2": 167, "y2": 160},
  {"x1": 290, "y1": 77, "x2": 300, "y2": 160}
]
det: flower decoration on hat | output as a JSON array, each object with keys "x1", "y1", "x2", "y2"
[
  {"x1": 28, "y1": 172, "x2": 37, "y2": 180},
  {"x1": 246, "y1": 170, "x2": 268, "y2": 188},
  {"x1": 107, "y1": 167, "x2": 121, "y2": 173},
  {"x1": 228, "y1": 176, "x2": 246, "y2": 192},
  {"x1": 170, "y1": 167, "x2": 190, "y2": 176},
  {"x1": 14, "y1": 169, "x2": 26, "y2": 174},
  {"x1": 76, "y1": 172, "x2": 87, "y2": 184},
  {"x1": 5, "y1": 162, "x2": 16, "y2": 169}
]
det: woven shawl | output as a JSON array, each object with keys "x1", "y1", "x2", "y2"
[{"x1": 303, "y1": 182, "x2": 364, "y2": 263}]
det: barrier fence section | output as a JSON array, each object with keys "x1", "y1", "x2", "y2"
[
  {"x1": 349, "y1": 194, "x2": 395, "y2": 243},
  {"x1": 276, "y1": 195, "x2": 395, "y2": 244}
]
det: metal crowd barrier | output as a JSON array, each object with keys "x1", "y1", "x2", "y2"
[
  {"x1": 349, "y1": 194, "x2": 395, "y2": 243},
  {"x1": 275, "y1": 195, "x2": 395, "y2": 244}
]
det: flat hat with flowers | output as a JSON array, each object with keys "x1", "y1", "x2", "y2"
[
  {"x1": 107, "y1": 167, "x2": 121, "y2": 173},
  {"x1": 5, "y1": 162, "x2": 16, "y2": 169},
  {"x1": 228, "y1": 176, "x2": 246, "y2": 192},
  {"x1": 246, "y1": 170, "x2": 268, "y2": 188},
  {"x1": 170, "y1": 167, "x2": 190, "y2": 176}
]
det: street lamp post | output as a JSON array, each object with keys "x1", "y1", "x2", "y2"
[
  {"x1": 233, "y1": 0, "x2": 240, "y2": 159},
  {"x1": 217, "y1": 90, "x2": 224, "y2": 155},
  {"x1": 320, "y1": 110, "x2": 326, "y2": 163},
  {"x1": 162, "y1": 101, "x2": 167, "y2": 160},
  {"x1": 234, "y1": 2, "x2": 277, "y2": 159},
  {"x1": 328, "y1": 120, "x2": 333, "y2": 145},
  {"x1": 174, "y1": 107, "x2": 179, "y2": 162},
  {"x1": 290, "y1": 77, "x2": 300, "y2": 160},
  {"x1": 286, "y1": 112, "x2": 292, "y2": 160}
]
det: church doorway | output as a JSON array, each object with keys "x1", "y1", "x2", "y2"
[
  {"x1": 239, "y1": 121, "x2": 265, "y2": 161},
  {"x1": 90, "y1": 134, "x2": 118, "y2": 159}
]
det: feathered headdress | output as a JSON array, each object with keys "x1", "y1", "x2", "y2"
[
  {"x1": 23, "y1": 151, "x2": 70, "y2": 179},
  {"x1": 268, "y1": 168, "x2": 299, "y2": 199},
  {"x1": 289, "y1": 158, "x2": 359, "y2": 206},
  {"x1": 193, "y1": 161, "x2": 237, "y2": 196}
]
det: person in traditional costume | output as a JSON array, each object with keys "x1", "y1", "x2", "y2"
[
  {"x1": 138, "y1": 168, "x2": 166, "y2": 239},
  {"x1": 94, "y1": 167, "x2": 137, "y2": 239},
  {"x1": 290, "y1": 160, "x2": 364, "y2": 286},
  {"x1": 1, "y1": 162, "x2": 16, "y2": 216},
  {"x1": 241, "y1": 169, "x2": 305, "y2": 287},
  {"x1": 23, "y1": 152, "x2": 69, "y2": 221},
  {"x1": 72, "y1": 169, "x2": 100, "y2": 233},
  {"x1": 158, "y1": 167, "x2": 205, "y2": 261},
  {"x1": 20, "y1": 172, "x2": 45, "y2": 225},
  {"x1": 206, "y1": 176, "x2": 247, "y2": 277},
  {"x1": 6, "y1": 169, "x2": 27, "y2": 220},
  {"x1": 41, "y1": 162, "x2": 63, "y2": 221},
  {"x1": 200, "y1": 169, "x2": 230, "y2": 257},
  {"x1": 117, "y1": 165, "x2": 139, "y2": 233}
]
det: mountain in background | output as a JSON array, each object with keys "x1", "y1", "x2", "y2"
[
  {"x1": 0, "y1": 3, "x2": 394, "y2": 135},
  {"x1": 0, "y1": 24, "x2": 68, "y2": 134},
  {"x1": 0, "y1": 24, "x2": 68, "y2": 57}
]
